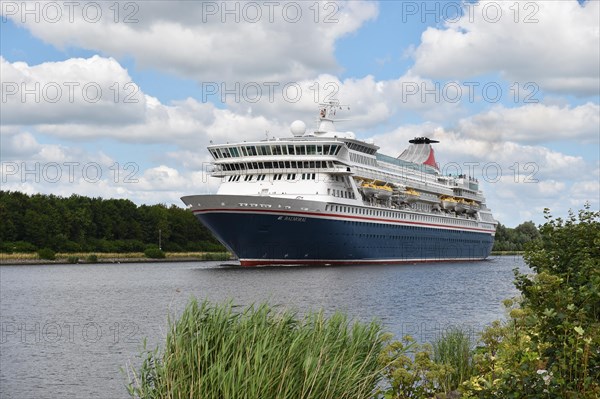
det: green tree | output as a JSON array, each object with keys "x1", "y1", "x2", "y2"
[
  {"x1": 0, "y1": 191, "x2": 223, "y2": 253},
  {"x1": 464, "y1": 205, "x2": 600, "y2": 398}
]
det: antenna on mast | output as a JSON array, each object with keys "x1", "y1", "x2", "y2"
[{"x1": 312, "y1": 99, "x2": 355, "y2": 139}]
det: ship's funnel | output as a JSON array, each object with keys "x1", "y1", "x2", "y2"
[{"x1": 398, "y1": 137, "x2": 439, "y2": 171}]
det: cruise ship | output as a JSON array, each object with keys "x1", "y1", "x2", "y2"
[{"x1": 182, "y1": 101, "x2": 497, "y2": 266}]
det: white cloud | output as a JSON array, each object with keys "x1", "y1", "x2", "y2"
[
  {"x1": 3, "y1": 1, "x2": 378, "y2": 83},
  {"x1": 456, "y1": 103, "x2": 600, "y2": 144},
  {"x1": 1, "y1": 55, "x2": 145, "y2": 125},
  {"x1": 1, "y1": 56, "x2": 471, "y2": 146},
  {"x1": 225, "y1": 72, "x2": 466, "y2": 130},
  {"x1": 2, "y1": 131, "x2": 41, "y2": 156},
  {"x1": 411, "y1": 0, "x2": 600, "y2": 96}
]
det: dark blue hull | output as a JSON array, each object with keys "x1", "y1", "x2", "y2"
[{"x1": 194, "y1": 209, "x2": 494, "y2": 266}]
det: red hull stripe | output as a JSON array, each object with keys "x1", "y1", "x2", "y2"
[
  {"x1": 239, "y1": 258, "x2": 486, "y2": 267},
  {"x1": 192, "y1": 208, "x2": 494, "y2": 234}
]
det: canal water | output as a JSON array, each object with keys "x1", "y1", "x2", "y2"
[{"x1": 0, "y1": 256, "x2": 526, "y2": 399}]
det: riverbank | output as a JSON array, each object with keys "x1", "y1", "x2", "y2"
[
  {"x1": 0, "y1": 252, "x2": 233, "y2": 265},
  {"x1": 490, "y1": 250, "x2": 524, "y2": 256},
  {"x1": 1, "y1": 252, "x2": 523, "y2": 265}
]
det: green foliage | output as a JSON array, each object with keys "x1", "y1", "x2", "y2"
[
  {"x1": 493, "y1": 221, "x2": 540, "y2": 252},
  {"x1": 126, "y1": 299, "x2": 385, "y2": 399},
  {"x1": 0, "y1": 191, "x2": 223, "y2": 253},
  {"x1": 464, "y1": 205, "x2": 600, "y2": 398},
  {"x1": 0, "y1": 241, "x2": 37, "y2": 253},
  {"x1": 433, "y1": 327, "x2": 476, "y2": 392},
  {"x1": 144, "y1": 248, "x2": 166, "y2": 259},
  {"x1": 37, "y1": 248, "x2": 55, "y2": 260},
  {"x1": 67, "y1": 256, "x2": 79, "y2": 264},
  {"x1": 376, "y1": 335, "x2": 456, "y2": 399},
  {"x1": 86, "y1": 254, "x2": 98, "y2": 263}
]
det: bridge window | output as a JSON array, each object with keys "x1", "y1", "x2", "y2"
[
  {"x1": 258, "y1": 146, "x2": 271, "y2": 156},
  {"x1": 271, "y1": 145, "x2": 282, "y2": 155}
]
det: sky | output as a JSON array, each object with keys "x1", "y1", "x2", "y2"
[{"x1": 1, "y1": 0, "x2": 599, "y2": 227}]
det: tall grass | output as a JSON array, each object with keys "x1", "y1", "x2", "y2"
[
  {"x1": 126, "y1": 299, "x2": 385, "y2": 399},
  {"x1": 432, "y1": 327, "x2": 475, "y2": 392}
]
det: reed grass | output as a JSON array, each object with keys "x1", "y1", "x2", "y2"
[
  {"x1": 432, "y1": 327, "x2": 475, "y2": 392},
  {"x1": 0, "y1": 253, "x2": 39, "y2": 260},
  {"x1": 126, "y1": 299, "x2": 385, "y2": 399}
]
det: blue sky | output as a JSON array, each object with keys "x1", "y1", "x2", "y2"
[{"x1": 1, "y1": 0, "x2": 599, "y2": 226}]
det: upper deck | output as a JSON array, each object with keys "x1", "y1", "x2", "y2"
[{"x1": 204, "y1": 101, "x2": 488, "y2": 216}]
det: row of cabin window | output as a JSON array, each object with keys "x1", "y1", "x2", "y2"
[
  {"x1": 324, "y1": 205, "x2": 474, "y2": 226},
  {"x1": 228, "y1": 173, "x2": 316, "y2": 182},
  {"x1": 327, "y1": 188, "x2": 355, "y2": 199},
  {"x1": 349, "y1": 152, "x2": 378, "y2": 166},
  {"x1": 345, "y1": 142, "x2": 376, "y2": 155},
  {"x1": 219, "y1": 160, "x2": 336, "y2": 171},
  {"x1": 211, "y1": 144, "x2": 342, "y2": 159}
]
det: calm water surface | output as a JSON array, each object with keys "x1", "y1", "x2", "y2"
[{"x1": 0, "y1": 256, "x2": 526, "y2": 399}]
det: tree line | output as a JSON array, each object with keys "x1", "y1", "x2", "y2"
[
  {"x1": 493, "y1": 220, "x2": 540, "y2": 251},
  {"x1": 0, "y1": 191, "x2": 224, "y2": 253}
]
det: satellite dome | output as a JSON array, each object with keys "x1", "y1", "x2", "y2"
[{"x1": 290, "y1": 120, "x2": 306, "y2": 137}]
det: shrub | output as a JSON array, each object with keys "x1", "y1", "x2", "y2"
[
  {"x1": 144, "y1": 248, "x2": 165, "y2": 259},
  {"x1": 62, "y1": 240, "x2": 82, "y2": 252},
  {"x1": 86, "y1": 254, "x2": 98, "y2": 263},
  {"x1": 13, "y1": 241, "x2": 38, "y2": 253},
  {"x1": 126, "y1": 299, "x2": 385, "y2": 399},
  {"x1": 67, "y1": 256, "x2": 79, "y2": 264},
  {"x1": 37, "y1": 248, "x2": 55, "y2": 260},
  {"x1": 377, "y1": 335, "x2": 457, "y2": 399},
  {"x1": 463, "y1": 205, "x2": 600, "y2": 398}
]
